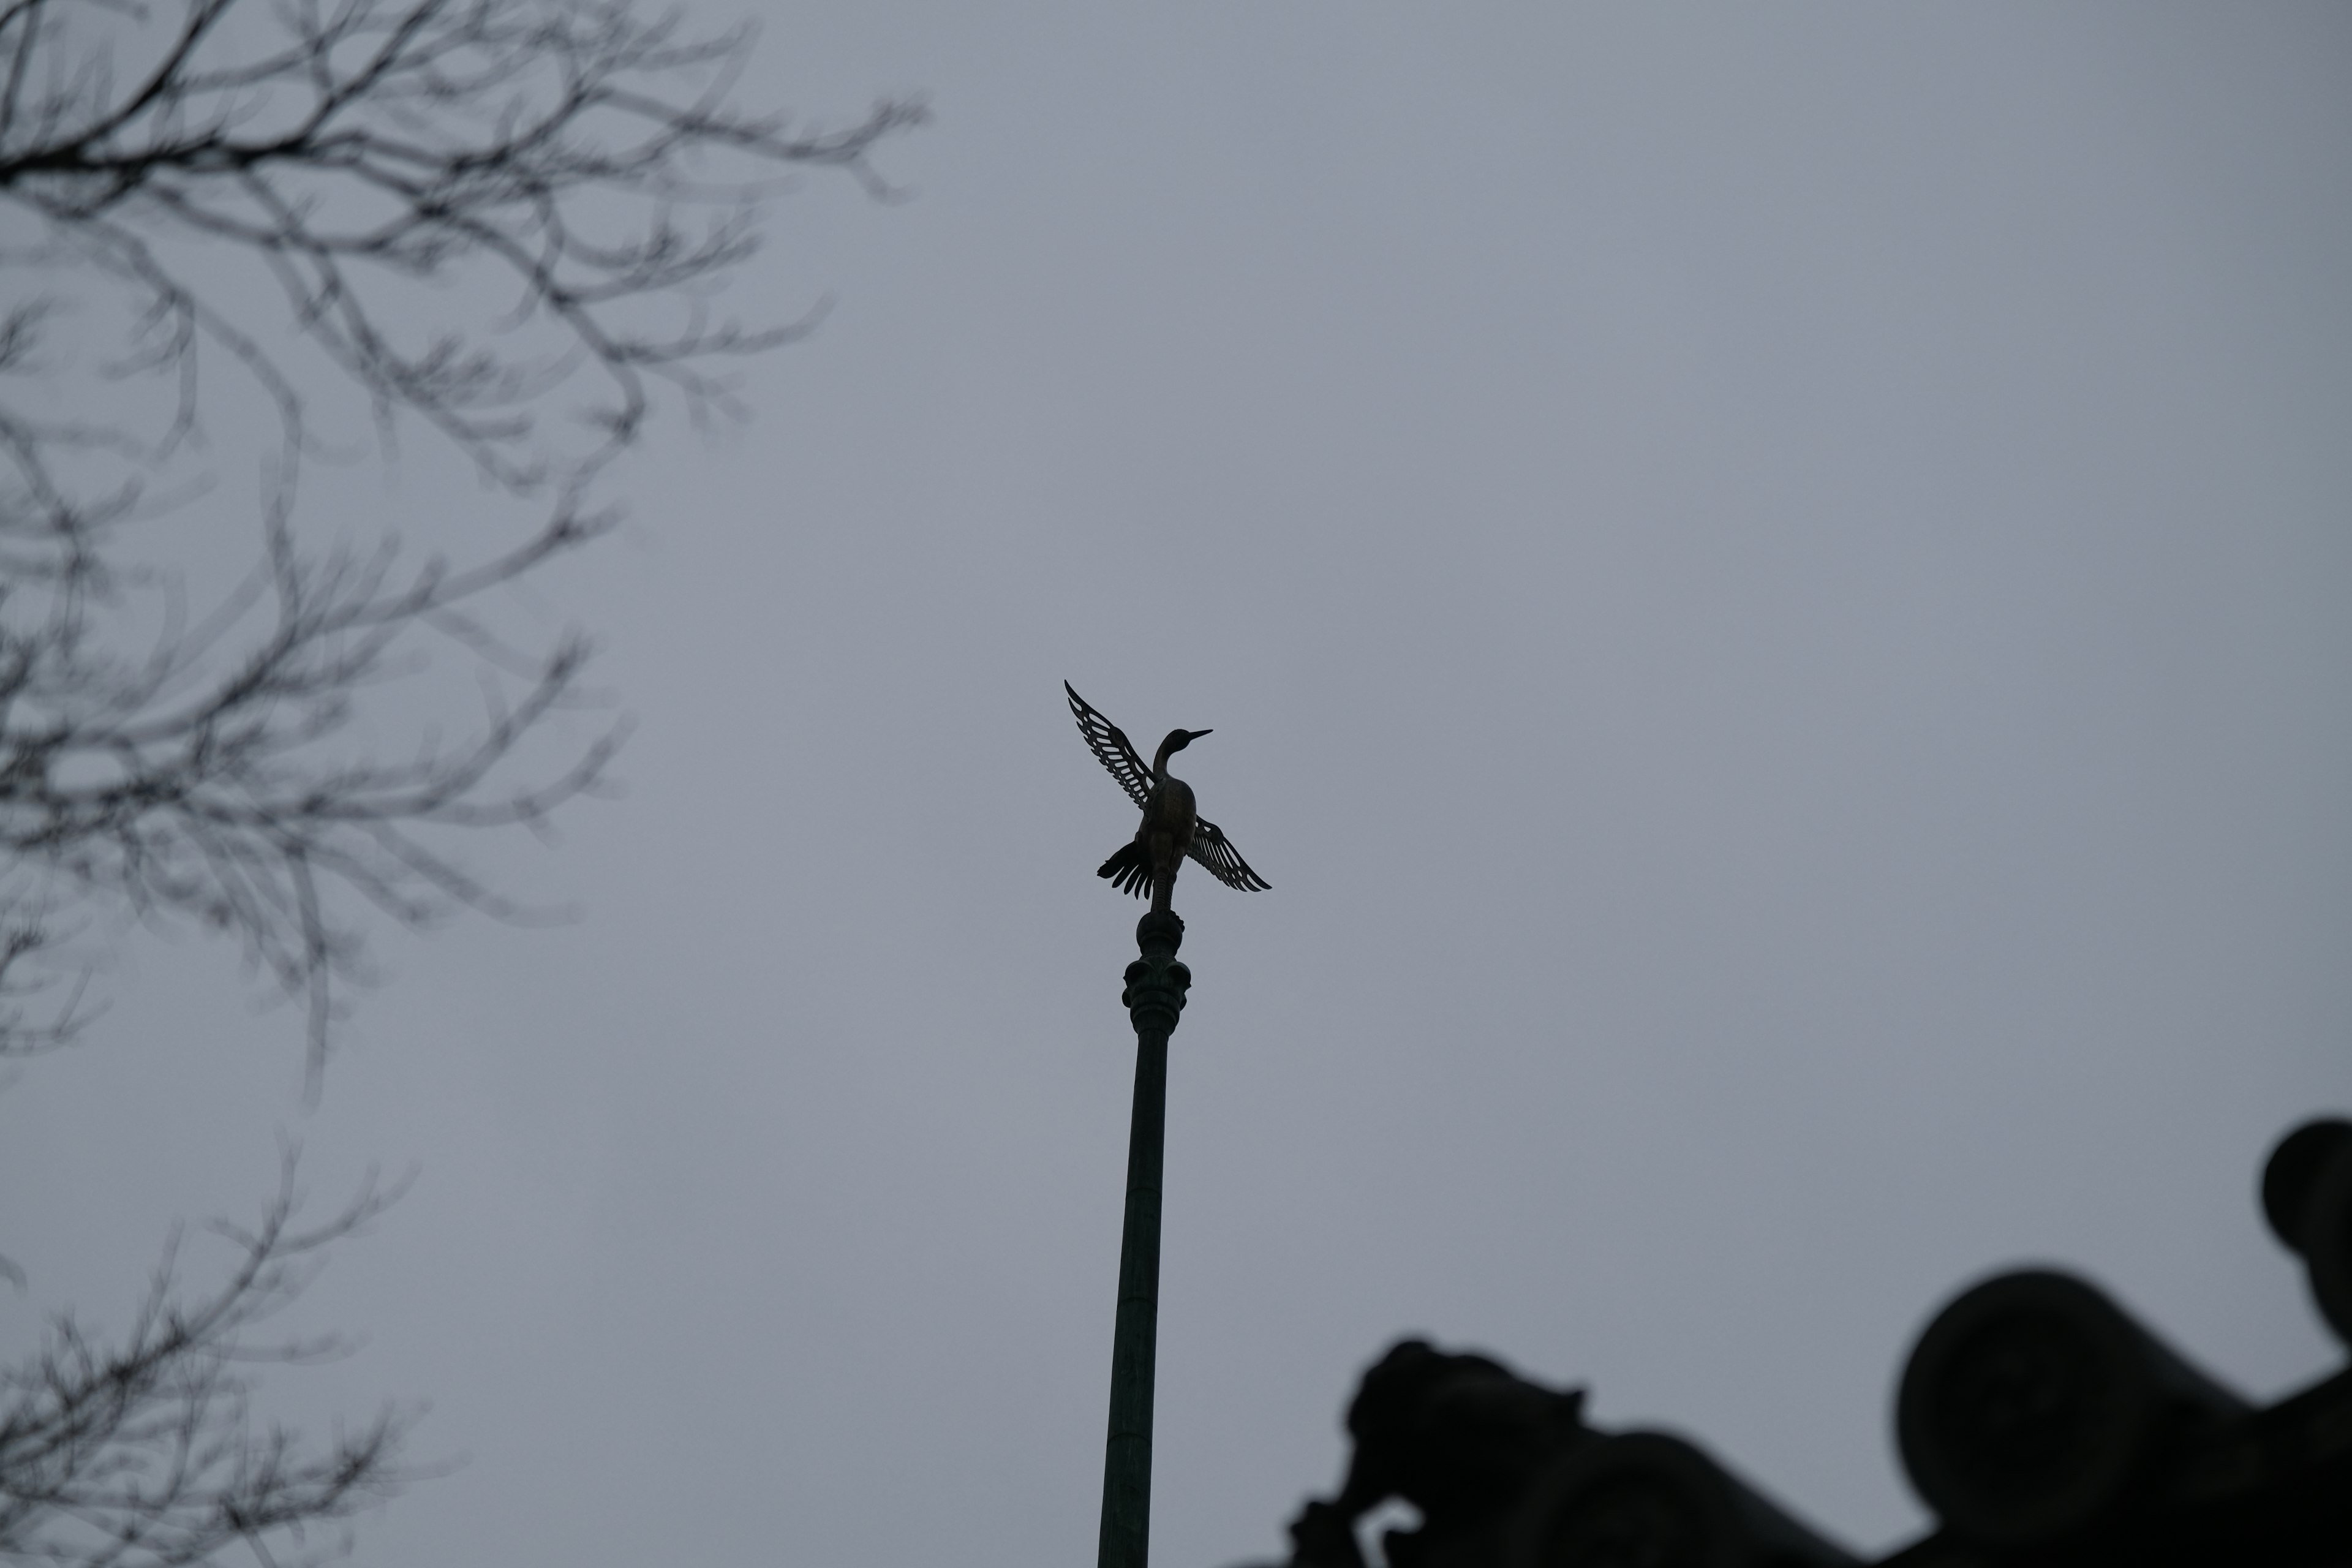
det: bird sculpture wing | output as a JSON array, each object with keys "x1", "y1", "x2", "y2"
[
  {"x1": 1188, "y1": 818, "x2": 1271, "y2": 892},
  {"x1": 1065, "y1": 682, "x2": 1153, "y2": 809}
]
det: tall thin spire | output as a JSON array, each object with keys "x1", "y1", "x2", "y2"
[
  {"x1": 1099, "y1": 908, "x2": 1188, "y2": 1568},
  {"x1": 1065, "y1": 682, "x2": 1267, "y2": 1568}
]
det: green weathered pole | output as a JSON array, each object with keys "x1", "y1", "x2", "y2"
[{"x1": 1099, "y1": 906, "x2": 1190, "y2": 1568}]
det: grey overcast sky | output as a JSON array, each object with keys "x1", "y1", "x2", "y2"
[{"x1": 4, "y1": 4, "x2": 2349, "y2": 1566}]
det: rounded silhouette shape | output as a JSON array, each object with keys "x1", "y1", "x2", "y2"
[
  {"x1": 1507, "y1": 1431, "x2": 1855, "y2": 1568},
  {"x1": 1896, "y1": 1268, "x2": 2245, "y2": 1546},
  {"x1": 2261, "y1": 1117, "x2": 2352, "y2": 1253},
  {"x1": 2296, "y1": 1133, "x2": 2352, "y2": 1347}
]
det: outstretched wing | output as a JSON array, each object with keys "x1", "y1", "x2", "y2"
[
  {"x1": 1065, "y1": 682, "x2": 1153, "y2": 809},
  {"x1": 1188, "y1": 817, "x2": 1270, "y2": 892}
]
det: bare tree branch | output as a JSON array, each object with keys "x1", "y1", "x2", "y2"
[
  {"x1": 0, "y1": 0, "x2": 926, "y2": 495},
  {"x1": 0, "y1": 1150, "x2": 421, "y2": 1568},
  {"x1": 0, "y1": 0, "x2": 922, "y2": 1077}
]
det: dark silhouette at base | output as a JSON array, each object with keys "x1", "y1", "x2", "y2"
[
  {"x1": 1284, "y1": 1341, "x2": 1593, "y2": 1568},
  {"x1": 1262, "y1": 1118, "x2": 2352, "y2": 1568}
]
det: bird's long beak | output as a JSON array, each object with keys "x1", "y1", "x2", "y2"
[{"x1": 1188, "y1": 728, "x2": 1214, "y2": 741}]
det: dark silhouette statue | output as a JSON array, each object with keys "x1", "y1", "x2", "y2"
[
  {"x1": 1284, "y1": 1340, "x2": 1595, "y2": 1568},
  {"x1": 1066, "y1": 682, "x2": 1270, "y2": 912},
  {"x1": 1281, "y1": 1340, "x2": 1854, "y2": 1568},
  {"x1": 1263, "y1": 1118, "x2": 2352, "y2": 1568}
]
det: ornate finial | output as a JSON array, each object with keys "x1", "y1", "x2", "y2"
[
  {"x1": 1121, "y1": 911, "x2": 1189, "y2": 1036},
  {"x1": 1066, "y1": 682, "x2": 1269, "y2": 914}
]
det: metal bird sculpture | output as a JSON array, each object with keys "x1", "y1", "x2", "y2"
[{"x1": 1066, "y1": 682, "x2": 1270, "y2": 912}]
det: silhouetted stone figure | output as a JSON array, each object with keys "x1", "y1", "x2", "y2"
[
  {"x1": 1283, "y1": 1340, "x2": 1860, "y2": 1568},
  {"x1": 1893, "y1": 1269, "x2": 2252, "y2": 1550},
  {"x1": 1066, "y1": 682, "x2": 1270, "y2": 914},
  {"x1": 1286, "y1": 1340, "x2": 1594, "y2": 1568},
  {"x1": 1265, "y1": 1120, "x2": 2352, "y2": 1568},
  {"x1": 1872, "y1": 1117, "x2": 2352, "y2": 1566},
  {"x1": 2265, "y1": 1115, "x2": 2352, "y2": 1345}
]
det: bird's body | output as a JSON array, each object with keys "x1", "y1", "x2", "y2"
[
  {"x1": 1066, "y1": 683, "x2": 1269, "y2": 911},
  {"x1": 1099, "y1": 736, "x2": 1201, "y2": 899}
]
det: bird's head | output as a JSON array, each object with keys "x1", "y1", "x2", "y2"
[{"x1": 1153, "y1": 728, "x2": 1212, "y2": 771}]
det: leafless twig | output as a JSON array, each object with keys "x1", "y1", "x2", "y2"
[
  {"x1": 0, "y1": 1150, "x2": 421, "y2": 1568},
  {"x1": 0, "y1": 0, "x2": 922, "y2": 1079}
]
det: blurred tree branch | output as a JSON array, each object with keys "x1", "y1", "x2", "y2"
[
  {"x1": 0, "y1": 0, "x2": 924, "y2": 1084},
  {"x1": 0, "y1": 1153, "x2": 419, "y2": 1568}
]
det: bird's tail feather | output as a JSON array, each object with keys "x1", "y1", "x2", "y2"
[{"x1": 1098, "y1": 842, "x2": 1152, "y2": 898}]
